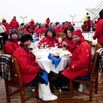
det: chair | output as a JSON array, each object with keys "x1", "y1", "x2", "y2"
[
  {"x1": 5, "y1": 58, "x2": 38, "y2": 103},
  {"x1": 69, "y1": 51, "x2": 100, "y2": 101},
  {"x1": 94, "y1": 43, "x2": 102, "y2": 52},
  {"x1": 0, "y1": 35, "x2": 3, "y2": 49}
]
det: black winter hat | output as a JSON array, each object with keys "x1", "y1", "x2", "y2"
[
  {"x1": 99, "y1": 9, "x2": 103, "y2": 18},
  {"x1": 10, "y1": 29, "x2": 18, "y2": 35},
  {"x1": 20, "y1": 34, "x2": 33, "y2": 43}
]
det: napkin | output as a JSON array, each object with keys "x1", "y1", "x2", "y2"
[
  {"x1": 33, "y1": 38, "x2": 39, "y2": 42},
  {"x1": 48, "y1": 53, "x2": 61, "y2": 68}
]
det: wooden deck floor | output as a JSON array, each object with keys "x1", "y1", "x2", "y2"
[
  {"x1": 0, "y1": 76, "x2": 103, "y2": 103},
  {"x1": 0, "y1": 49, "x2": 103, "y2": 103}
]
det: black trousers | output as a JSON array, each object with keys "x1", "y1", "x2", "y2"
[
  {"x1": 26, "y1": 70, "x2": 46, "y2": 87},
  {"x1": 0, "y1": 32, "x2": 8, "y2": 45}
]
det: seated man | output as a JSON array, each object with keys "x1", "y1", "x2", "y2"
[
  {"x1": 62, "y1": 29, "x2": 92, "y2": 80},
  {"x1": 13, "y1": 34, "x2": 57, "y2": 101}
]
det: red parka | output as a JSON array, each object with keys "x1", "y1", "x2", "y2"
[
  {"x1": 46, "y1": 18, "x2": 50, "y2": 25},
  {"x1": 54, "y1": 26, "x2": 63, "y2": 33},
  {"x1": 62, "y1": 38, "x2": 76, "y2": 53},
  {"x1": 93, "y1": 18, "x2": 103, "y2": 45},
  {"x1": 5, "y1": 40, "x2": 19, "y2": 55},
  {"x1": 38, "y1": 36, "x2": 59, "y2": 48},
  {"x1": 2, "y1": 22, "x2": 10, "y2": 35},
  {"x1": 13, "y1": 45, "x2": 40, "y2": 84},
  {"x1": 29, "y1": 21, "x2": 35, "y2": 33},
  {"x1": 35, "y1": 27, "x2": 42, "y2": 37},
  {"x1": 62, "y1": 41, "x2": 91, "y2": 80},
  {"x1": 9, "y1": 18, "x2": 19, "y2": 30},
  {"x1": 41, "y1": 26, "x2": 47, "y2": 33}
]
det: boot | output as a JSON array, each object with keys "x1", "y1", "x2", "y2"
[
  {"x1": 39, "y1": 83, "x2": 58, "y2": 101},
  {"x1": 78, "y1": 83, "x2": 86, "y2": 92}
]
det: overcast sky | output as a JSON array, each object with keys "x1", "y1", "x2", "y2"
[{"x1": 0, "y1": 0, "x2": 103, "y2": 23}]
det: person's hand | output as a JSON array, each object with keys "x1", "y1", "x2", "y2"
[
  {"x1": 58, "y1": 37, "x2": 62, "y2": 43},
  {"x1": 29, "y1": 48, "x2": 33, "y2": 52},
  {"x1": 93, "y1": 36, "x2": 96, "y2": 40},
  {"x1": 67, "y1": 67, "x2": 70, "y2": 70},
  {"x1": 62, "y1": 41, "x2": 68, "y2": 48},
  {"x1": 40, "y1": 43, "x2": 45, "y2": 49}
]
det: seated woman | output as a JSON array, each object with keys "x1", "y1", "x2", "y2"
[
  {"x1": 38, "y1": 28, "x2": 59, "y2": 48},
  {"x1": 5, "y1": 29, "x2": 19, "y2": 55},
  {"x1": 62, "y1": 29, "x2": 92, "y2": 80},
  {"x1": 62, "y1": 27, "x2": 76, "y2": 53},
  {"x1": 13, "y1": 34, "x2": 58, "y2": 101}
]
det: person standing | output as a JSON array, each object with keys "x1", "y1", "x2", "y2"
[
  {"x1": 9, "y1": 16, "x2": 19, "y2": 31},
  {"x1": 93, "y1": 9, "x2": 103, "y2": 46},
  {"x1": 28, "y1": 19, "x2": 35, "y2": 34},
  {"x1": 2, "y1": 19, "x2": 10, "y2": 42},
  {"x1": 0, "y1": 22, "x2": 6, "y2": 45},
  {"x1": 46, "y1": 18, "x2": 50, "y2": 25}
]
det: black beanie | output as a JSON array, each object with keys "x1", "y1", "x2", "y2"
[
  {"x1": 99, "y1": 9, "x2": 103, "y2": 18},
  {"x1": 10, "y1": 29, "x2": 18, "y2": 39},
  {"x1": 20, "y1": 34, "x2": 33, "y2": 43},
  {"x1": 10, "y1": 29, "x2": 18, "y2": 35}
]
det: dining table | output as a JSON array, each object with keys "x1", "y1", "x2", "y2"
[{"x1": 32, "y1": 47, "x2": 71, "y2": 74}]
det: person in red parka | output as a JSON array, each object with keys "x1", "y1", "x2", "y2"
[
  {"x1": 41, "y1": 24, "x2": 48, "y2": 34},
  {"x1": 28, "y1": 19, "x2": 35, "y2": 33},
  {"x1": 46, "y1": 18, "x2": 50, "y2": 25},
  {"x1": 62, "y1": 27, "x2": 76, "y2": 53},
  {"x1": 81, "y1": 21, "x2": 89, "y2": 32},
  {"x1": 13, "y1": 34, "x2": 40, "y2": 84},
  {"x1": 13, "y1": 34, "x2": 58, "y2": 101},
  {"x1": 54, "y1": 22, "x2": 63, "y2": 34},
  {"x1": 38, "y1": 28, "x2": 59, "y2": 48},
  {"x1": 35, "y1": 24, "x2": 42, "y2": 37},
  {"x1": 5, "y1": 29, "x2": 19, "y2": 55},
  {"x1": 9, "y1": 16, "x2": 19, "y2": 31},
  {"x1": 1, "y1": 19, "x2": 9, "y2": 43},
  {"x1": 62, "y1": 29, "x2": 92, "y2": 80},
  {"x1": 2, "y1": 19, "x2": 10, "y2": 35},
  {"x1": 22, "y1": 24, "x2": 32, "y2": 35},
  {"x1": 93, "y1": 9, "x2": 103, "y2": 46}
]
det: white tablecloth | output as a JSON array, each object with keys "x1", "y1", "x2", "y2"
[{"x1": 32, "y1": 48, "x2": 71, "y2": 74}]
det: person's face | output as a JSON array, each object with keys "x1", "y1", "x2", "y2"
[
  {"x1": 11, "y1": 33, "x2": 18, "y2": 40},
  {"x1": 28, "y1": 27, "x2": 31, "y2": 31},
  {"x1": 24, "y1": 40, "x2": 32, "y2": 47},
  {"x1": 21, "y1": 25, "x2": 24, "y2": 28},
  {"x1": 72, "y1": 35, "x2": 80, "y2": 43},
  {"x1": 47, "y1": 31, "x2": 53, "y2": 38},
  {"x1": 56, "y1": 24, "x2": 60, "y2": 27},
  {"x1": 67, "y1": 30, "x2": 72, "y2": 38}
]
